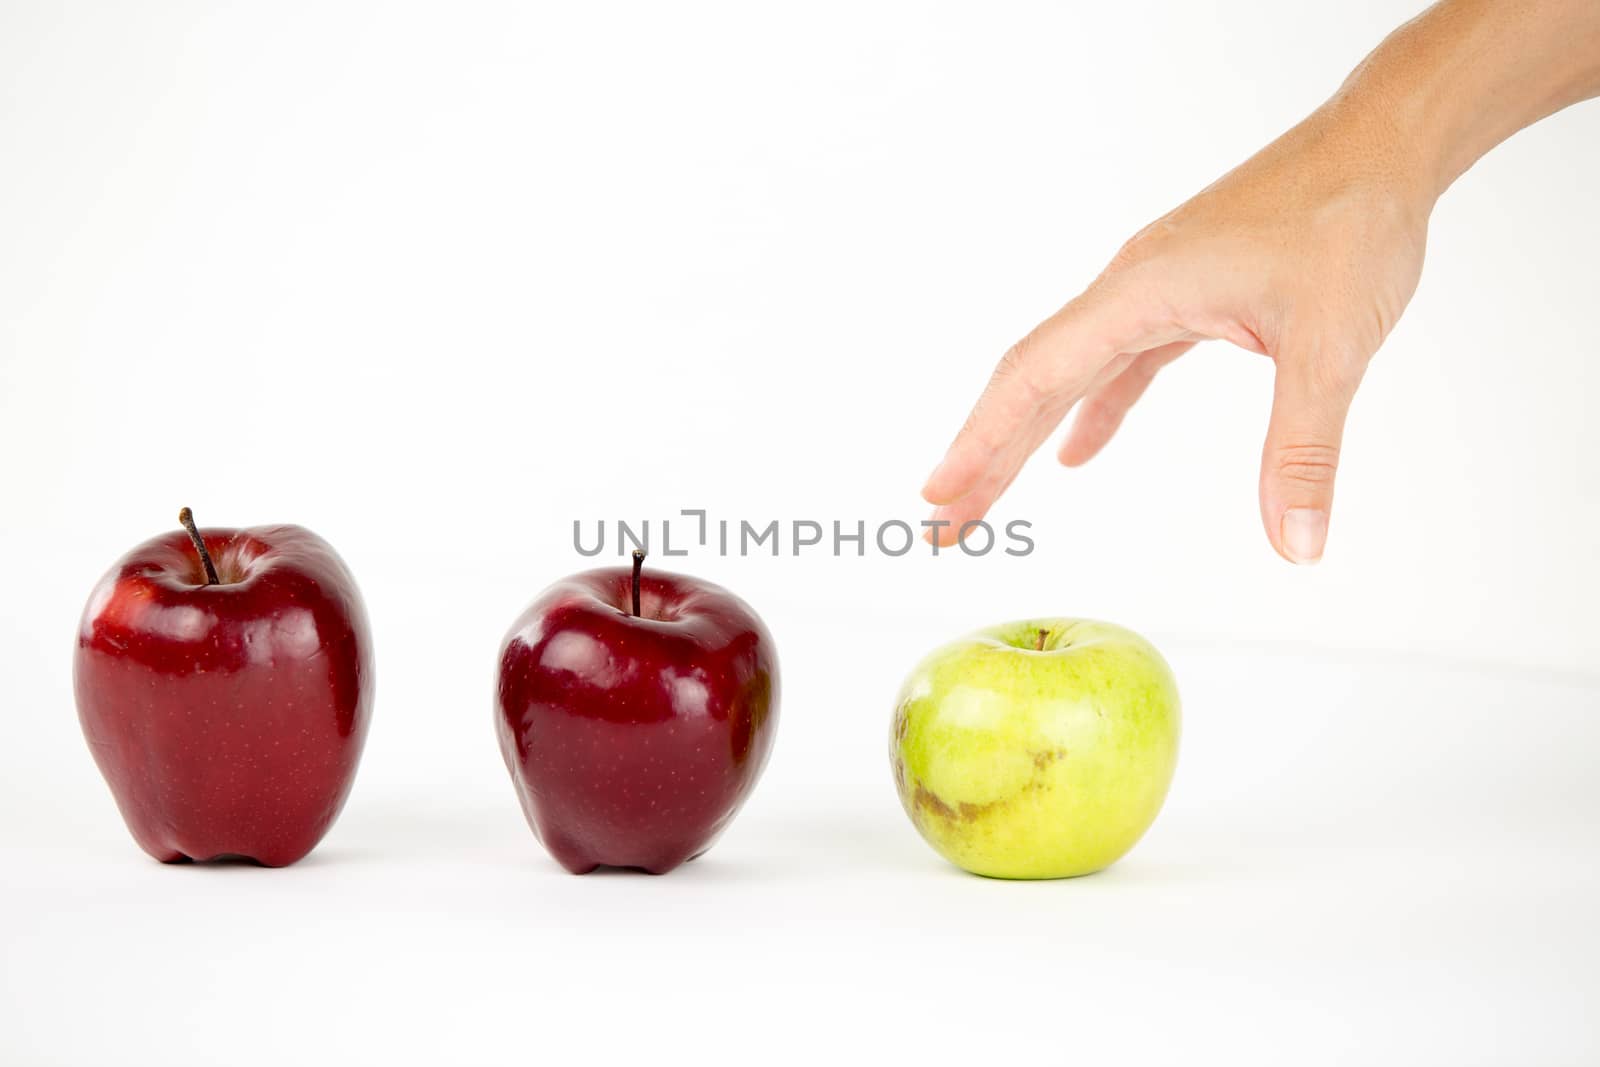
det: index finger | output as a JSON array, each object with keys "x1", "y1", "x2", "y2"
[{"x1": 920, "y1": 283, "x2": 1154, "y2": 506}]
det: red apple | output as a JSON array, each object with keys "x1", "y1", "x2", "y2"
[
  {"x1": 496, "y1": 552, "x2": 779, "y2": 874},
  {"x1": 74, "y1": 509, "x2": 374, "y2": 867}
]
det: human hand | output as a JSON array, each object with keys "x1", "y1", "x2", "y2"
[{"x1": 921, "y1": 101, "x2": 1432, "y2": 564}]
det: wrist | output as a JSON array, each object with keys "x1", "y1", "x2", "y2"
[
  {"x1": 1335, "y1": 0, "x2": 1600, "y2": 204},
  {"x1": 1286, "y1": 86, "x2": 1442, "y2": 230}
]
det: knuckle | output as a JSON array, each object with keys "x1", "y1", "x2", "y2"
[
  {"x1": 1305, "y1": 341, "x2": 1368, "y2": 397},
  {"x1": 1107, "y1": 218, "x2": 1174, "y2": 275},
  {"x1": 1273, "y1": 441, "x2": 1341, "y2": 488},
  {"x1": 1279, "y1": 318, "x2": 1370, "y2": 383},
  {"x1": 993, "y1": 338, "x2": 1052, "y2": 409},
  {"x1": 958, "y1": 404, "x2": 999, "y2": 452}
]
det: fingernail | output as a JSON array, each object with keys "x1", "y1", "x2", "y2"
[{"x1": 1281, "y1": 508, "x2": 1328, "y2": 564}]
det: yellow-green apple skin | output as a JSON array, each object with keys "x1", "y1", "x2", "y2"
[{"x1": 890, "y1": 619, "x2": 1180, "y2": 879}]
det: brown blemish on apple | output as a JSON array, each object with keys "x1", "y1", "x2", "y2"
[
  {"x1": 909, "y1": 750, "x2": 1066, "y2": 826},
  {"x1": 912, "y1": 784, "x2": 998, "y2": 823},
  {"x1": 912, "y1": 783, "x2": 959, "y2": 821}
]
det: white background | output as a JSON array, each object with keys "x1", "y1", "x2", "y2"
[{"x1": 2, "y1": 1, "x2": 1596, "y2": 1063}]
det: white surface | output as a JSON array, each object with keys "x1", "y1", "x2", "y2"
[
  {"x1": 3, "y1": 0, "x2": 1598, "y2": 1062},
  {"x1": 3, "y1": 643, "x2": 1597, "y2": 1064}
]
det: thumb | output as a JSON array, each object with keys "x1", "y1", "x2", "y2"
[{"x1": 1259, "y1": 355, "x2": 1360, "y2": 565}]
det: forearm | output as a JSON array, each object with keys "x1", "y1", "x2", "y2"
[{"x1": 1335, "y1": 0, "x2": 1600, "y2": 203}]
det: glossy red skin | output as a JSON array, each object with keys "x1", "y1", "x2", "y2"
[
  {"x1": 74, "y1": 524, "x2": 374, "y2": 867},
  {"x1": 497, "y1": 566, "x2": 779, "y2": 874}
]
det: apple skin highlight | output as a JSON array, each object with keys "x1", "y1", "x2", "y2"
[
  {"x1": 496, "y1": 559, "x2": 779, "y2": 875},
  {"x1": 891, "y1": 619, "x2": 1180, "y2": 879},
  {"x1": 74, "y1": 521, "x2": 375, "y2": 867}
]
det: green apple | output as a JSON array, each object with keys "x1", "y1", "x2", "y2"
[{"x1": 890, "y1": 619, "x2": 1180, "y2": 879}]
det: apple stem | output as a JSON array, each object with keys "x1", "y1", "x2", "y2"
[
  {"x1": 631, "y1": 549, "x2": 645, "y2": 617},
  {"x1": 1035, "y1": 628, "x2": 1048, "y2": 651},
  {"x1": 178, "y1": 507, "x2": 220, "y2": 586}
]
